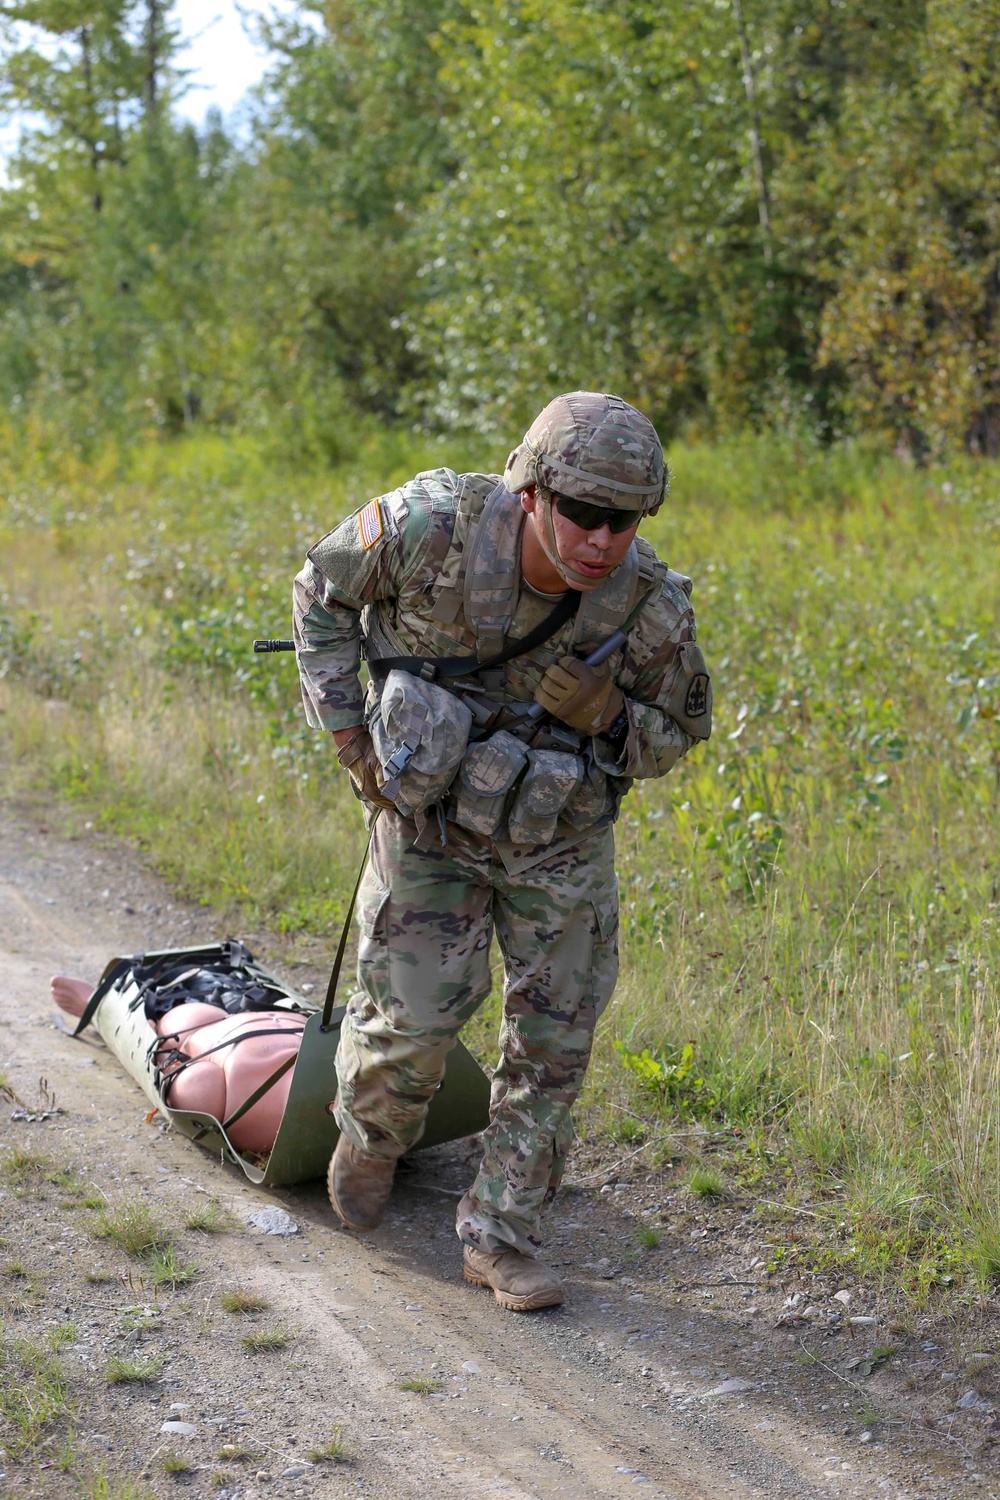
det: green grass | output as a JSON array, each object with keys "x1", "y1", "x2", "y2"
[
  {"x1": 0, "y1": 1327, "x2": 71, "y2": 1457},
  {"x1": 96, "y1": 1198, "x2": 172, "y2": 1258},
  {"x1": 1, "y1": 430, "x2": 998, "y2": 1296},
  {"x1": 103, "y1": 1353, "x2": 165, "y2": 1384},
  {"x1": 0, "y1": 1145, "x2": 57, "y2": 1190},
  {"x1": 145, "y1": 1244, "x2": 199, "y2": 1290},
  {"x1": 80, "y1": 1467, "x2": 157, "y2": 1500},
  {"x1": 309, "y1": 1428, "x2": 350, "y2": 1463},
  {"x1": 637, "y1": 1225, "x2": 662, "y2": 1248},
  {"x1": 220, "y1": 1288, "x2": 269, "y2": 1314},
  {"x1": 161, "y1": 1453, "x2": 194, "y2": 1475},
  {"x1": 241, "y1": 1327, "x2": 291, "y2": 1352},
  {"x1": 182, "y1": 1199, "x2": 231, "y2": 1233},
  {"x1": 687, "y1": 1166, "x2": 727, "y2": 1200},
  {"x1": 399, "y1": 1375, "x2": 443, "y2": 1394},
  {"x1": 217, "y1": 1443, "x2": 258, "y2": 1462}
]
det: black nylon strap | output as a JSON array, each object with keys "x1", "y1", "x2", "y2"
[
  {"x1": 222, "y1": 1053, "x2": 298, "y2": 1133},
  {"x1": 321, "y1": 818, "x2": 379, "y2": 1030},
  {"x1": 367, "y1": 588, "x2": 580, "y2": 681},
  {"x1": 72, "y1": 958, "x2": 133, "y2": 1038}
]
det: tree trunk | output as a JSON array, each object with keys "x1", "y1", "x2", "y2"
[{"x1": 732, "y1": 0, "x2": 771, "y2": 262}]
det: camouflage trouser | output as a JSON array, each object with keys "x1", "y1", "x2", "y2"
[{"x1": 334, "y1": 812, "x2": 619, "y2": 1256}]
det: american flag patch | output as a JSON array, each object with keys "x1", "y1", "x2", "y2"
[{"x1": 357, "y1": 498, "x2": 384, "y2": 551}]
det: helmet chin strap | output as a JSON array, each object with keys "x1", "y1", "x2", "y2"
[{"x1": 533, "y1": 493, "x2": 600, "y2": 591}]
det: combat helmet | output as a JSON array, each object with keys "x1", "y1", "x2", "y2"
[{"x1": 503, "y1": 391, "x2": 668, "y2": 514}]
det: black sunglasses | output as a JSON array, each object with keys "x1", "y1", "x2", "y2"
[{"x1": 553, "y1": 493, "x2": 642, "y2": 535}]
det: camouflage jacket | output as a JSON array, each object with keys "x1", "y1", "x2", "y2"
[{"x1": 293, "y1": 469, "x2": 711, "y2": 842}]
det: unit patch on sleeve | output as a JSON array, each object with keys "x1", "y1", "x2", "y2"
[{"x1": 357, "y1": 498, "x2": 384, "y2": 551}]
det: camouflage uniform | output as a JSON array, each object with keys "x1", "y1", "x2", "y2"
[{"x1": 294, "y1": 401, "x2": 711, "y2": 1257}]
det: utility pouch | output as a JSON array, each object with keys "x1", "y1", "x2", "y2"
[
  {"x1": 561, "y1": 759, "x2": 611, "y2": 832},
  {"x1": 451, "y1": 730, "x2": 528, "y2": 838},
  {"x1": 371, "y1": 669, "x2": 472, "y2": 816},
  {"x1": 664, "y1": 640, "x2": 713, "y2": 739},
  {"x1": 507, "y1": 749, "x2": 584, "y2": 848}
]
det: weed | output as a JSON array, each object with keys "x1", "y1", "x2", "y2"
[
  {"x1": 3, "y1": 1261, "x2": 29, "y2": 1279},
  {"x1": 161, "y1": 1453, "x2": 193, "y2": 1475},
  {"x1": 183, "y1": 1199, "x2": 231, "y2": 1233},
  {"x1": 687, "y1": 1166, "x2": 726, "y2": 1199},
  {"x1": 241, "y1": 1327, "x2": 291, "y2": 1353},
  {"x1": 217, "y1": 1443, "x2": 257, "y2": 1462},
  {"x1": 0, "y1": 1328, "x2": 71, "y2": 1457},
  {"x1": 399, "y1": 1375, "x2": 443, "y2": 1394},
  {"x1": 85, "y1": 1268, "x2": 115, "y2": 1283},
  {"x1": 145, "y1": 1244, "x2": 198, "y2": 1289},
  {"x1": 637, "y1": 1225, "x2": 662, "y2": 1248},
  {"x1": 80, "y1": 1466, "x2": 157, "y2": 1500},
  {"x1": 48, "y1": 1322, "x2": 78, "y2": 1349},
  {"x1": 103, "y1": 1354, "x2": 165, "y2": 1384},
  {"x1": 970, "y1": 1220, "x2": 1000, "y2": 1288},
  {"x1": 0, "y1": 1144, "x2": 56, "y2": 1189},
  {"x1": 208, "y1": 1474, "x2": 229, "y2": 1492},
  {"x1": 309, "y1": 1428, "x2": 350, "y2": 1463},
  {"x1": 96, "y1": 1197, "x2": 171, "y2": 1257},
  {"x1": 220, "y1": 1288, "x2": 269, "y2": 1314}
]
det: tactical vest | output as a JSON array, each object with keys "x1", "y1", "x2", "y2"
[{"x1": 360, "y1": 480, "x2": 667, "y2": 678}]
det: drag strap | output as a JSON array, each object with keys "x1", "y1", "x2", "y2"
[
  {"x1": 321, "y1": 817, "x2": 379, "y2": 1031},
  {"x1": 72, "y1": 958, "x2": 133, "y2": 1038},
  {"x1": 367, "y1": 587, "x2": 579, "y2": 681},
  {"x1": 222, "y1": 1052, "x2": 298, "y2": 1133}
]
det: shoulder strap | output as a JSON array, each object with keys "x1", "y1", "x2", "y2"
[
  {"x1": 367, "y1": 587, "x2": 579, "y2": 683},
  {"x1": 72, "y1": 957, "x2": 133, "y2": 1038}
]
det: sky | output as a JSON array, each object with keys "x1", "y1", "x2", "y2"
[
  {"x1": 172, "y1": 0, "x2": 300, "y2": 127},
  {"x1": 0, "y1": 1, "x2": 301, "y2": 165}
]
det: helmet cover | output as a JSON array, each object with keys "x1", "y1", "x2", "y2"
[{"x1": 503, "y1": 391, "x2": 667, "y2": 512}]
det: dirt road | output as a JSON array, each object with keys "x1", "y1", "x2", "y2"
[{"x1": 0, "y1": 801, "x2": 994, "y2": 1500}]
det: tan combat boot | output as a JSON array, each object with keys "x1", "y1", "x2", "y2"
[
  {"x1": 463, "y1": 1244, "x2": 564, "y2": 1312},
  {"x1": 327, "y1": 1136, "x2": 396, "y2": 1231}
]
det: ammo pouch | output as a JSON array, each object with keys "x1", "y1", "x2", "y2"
[
  {"x1": 561, "y1": 757, "x2": 612, "y2": 831},
  {"x1": 450, "y1": 730, "x2": 528, "y2": 838},
  {"x1": 372, "y1": 669, "x2": 473, "y2": 817},
  {"x1": 507, "y1": 749, "x2": 584, "y2": 848}
]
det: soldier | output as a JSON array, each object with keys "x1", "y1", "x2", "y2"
[{"x1": 293, "y1": 392, "x2": 712, "y2": 1312}]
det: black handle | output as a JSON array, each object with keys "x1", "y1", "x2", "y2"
[{"x1": 253, "y1": 639, "x2": 295, "y2": 653}]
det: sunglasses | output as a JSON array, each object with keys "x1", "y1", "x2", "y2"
[{"x1": 553, "y1": 493, "x2": 642, "y2": 535}]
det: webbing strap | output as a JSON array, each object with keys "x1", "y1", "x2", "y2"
[
  {"x1": 367, "y1": 588, "x2": 579, "y2": 681},
  {"x1": 72, "y1": 958, "x2": 132, "y2": 1038},
  {"x1": 321, "y1": 817, "x2": 379, "y2": 1031},
  {"x1": 154, "y1": 1024, "x2": 305, "y2": 1075},
  {"x1": 222, "y1": 1053, "x2": 298, "y2": 1133}
]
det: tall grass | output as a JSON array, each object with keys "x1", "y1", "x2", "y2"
[{"x1": 1, "y1": 429, "x2": 997, "y2": 1289}]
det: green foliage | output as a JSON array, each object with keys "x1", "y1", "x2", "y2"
[
  {"x1": 1, "y1": 2, "x2": 1000, "y2": 452},
  {"x1": 687, "y1": 1166, "x2": 727, "y2": 1200},
  {"x1": 399, "y1": 1375, "x2": 443, "y2": 1394},
  {"x1": 103, "y1": 1354, "x2": 165, "y2": 1384},
  {"x1": 96, "y1": 1197, "x2": 171, "y2": 1257},
  {"x1": 309, "y1": 1428, "x2": 350, "y2": 1463},
  {"x1": 241, "y1": 1327, "x2": 291, "y2": 1353},
  {"x1": 0, "y1": 1327, "x2": 71, "y2": 1456},
  {"x1": 0, "y1": 431, "x2": 998, "y2": 1296}
]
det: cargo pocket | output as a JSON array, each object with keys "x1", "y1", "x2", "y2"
[
  {"x1": 507, "y1": 750, "x2": 584, "y2": 848},
  {"x1": 562, "y1": 760, "x2": 611, "y2": 832},
  {"x1": 588, "y1": 875, "x2": 619, "y2": 1018},
  {"x1": 451, "y1": 730, "x2": 528, "y2": 838},
  {"x1": 354, "y1": 866, "x2": 391, "y2": 1015}
]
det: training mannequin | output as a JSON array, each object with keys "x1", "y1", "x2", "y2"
[{"x1": 50, "y1": 975, "x2": 304, "y2": 1154}]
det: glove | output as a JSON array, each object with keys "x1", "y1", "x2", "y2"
[
  {"x1": 336, "y1": 728, "x2": 397, "y2": 811},
  {"x1": 533, "y1": 656, "x2": 625, "y2": 736}
]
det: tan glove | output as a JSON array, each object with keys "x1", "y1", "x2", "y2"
[
  {"x1": 533, "y1": 656, "x2": 625, "y2": 736},
  {"x1": 336, "y1": 728, "x2": 397, "y2": 811}
]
